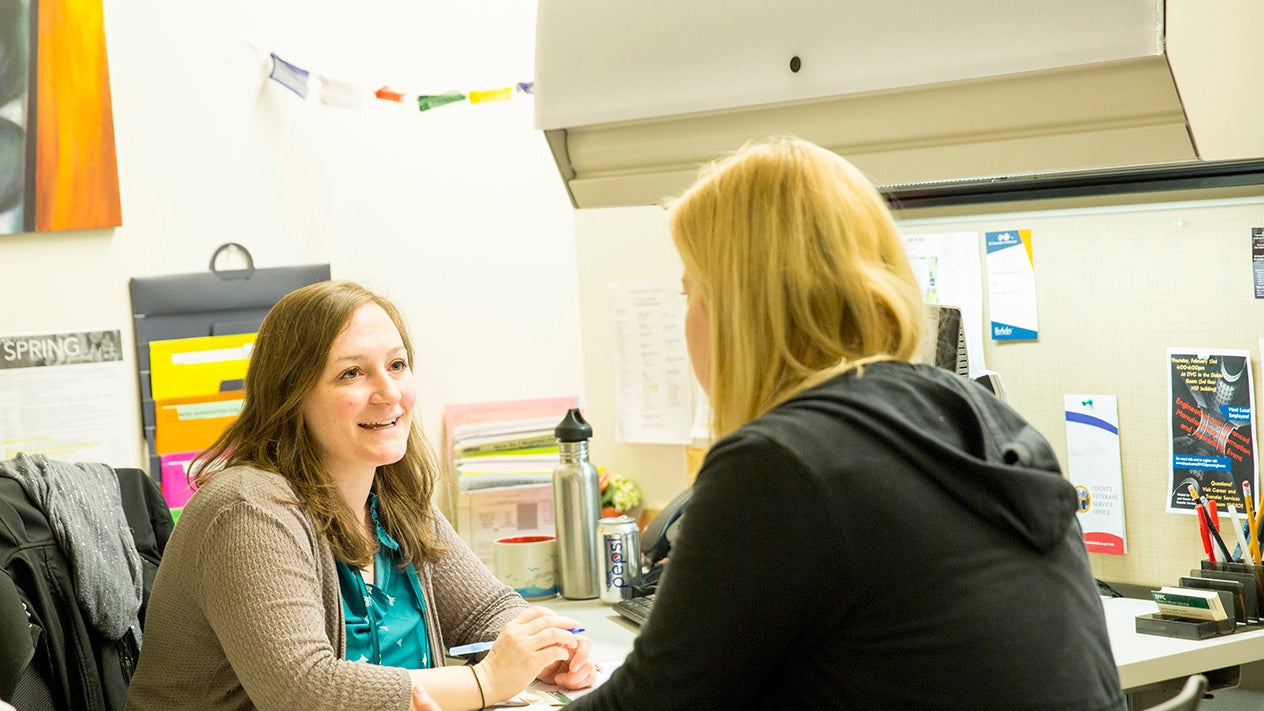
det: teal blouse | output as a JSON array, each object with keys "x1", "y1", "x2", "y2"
[{"x1": 336, "y1": 494, "x2": 431, "y2": 669}]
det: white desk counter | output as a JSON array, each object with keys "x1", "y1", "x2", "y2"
[
  {"x1": 1102, "y1": 596, "x2": 1264, "y2": 692},
  {"x1": 542, "y1": 595, "x2": 1264, "y2": 699}
]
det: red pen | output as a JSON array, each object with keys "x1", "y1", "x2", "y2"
[
  {"x1": 1189, "y1": 485, "x2": 1216, "y2": 561},
  {"x1": 1206, "y1": 498, "x2": 1235, "y2": 562},
  {"x1": 1196, "y1": 501, "x2": 1214, "y2": 560}
]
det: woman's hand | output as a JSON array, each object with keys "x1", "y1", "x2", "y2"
[
  {"x1": 410, "y1": 684, "x2": 441, "y2": 711},
  {"x1": 537, "y1": 633, "x2": 599, "y2": 689},
  {"x1": 475, "y1": 606, "x2": 582, "y2": 703}
]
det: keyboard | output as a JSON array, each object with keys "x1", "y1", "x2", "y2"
[{"x1": 612, "y1": 593, "x2": 655, "y2": 625}]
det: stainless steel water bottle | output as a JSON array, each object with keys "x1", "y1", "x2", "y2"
[{"x1": 552, "y1": 408, "x2": 601, "y2": 599}]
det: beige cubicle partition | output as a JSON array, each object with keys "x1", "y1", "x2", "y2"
[{"x1": 575, "y1": 190, "x2": 1264, "y2": 589}]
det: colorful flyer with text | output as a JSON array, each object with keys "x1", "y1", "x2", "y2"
[
  {"x1": 1066, "y1": 395, "x2": 1127, "y2": 555},
  {"x1": 1253, "y1": 227, "x2": 1264, "y2": 299},
  {"x1": 1166, "y1": 348, "x2": 1258, "y2": 515},
  {"x1": 984, "y1": 229, "x2": 1038, "y2": 341}
]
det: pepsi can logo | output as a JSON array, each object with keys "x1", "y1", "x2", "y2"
[{"x1": 599, "y1": 517, "x2": 642, "y2": 602}]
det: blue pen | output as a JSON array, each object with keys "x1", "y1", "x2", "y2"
[{"x1": 448, "y1": 628, "x2": 585, "y2": 657}]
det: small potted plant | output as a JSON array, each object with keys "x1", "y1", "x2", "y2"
[{"x1": 598, "y1": 466, "x2": 643, "y2": 523}]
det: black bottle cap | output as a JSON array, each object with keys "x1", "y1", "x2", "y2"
[{"x1": 554, "y1": 407, "x2": 593, "y2": 442}]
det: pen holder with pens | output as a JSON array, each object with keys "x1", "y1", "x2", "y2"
[
  {"x1": 1133, "y1": 559, "x2": 1264, "y2": 640},
  {"x1": 1200, "y1": 559, "x2": 1264, "y2": 623}
]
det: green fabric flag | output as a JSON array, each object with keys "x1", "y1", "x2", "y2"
[{"x1": 417, "y1": 92, "x2": 466, "y2": 112}]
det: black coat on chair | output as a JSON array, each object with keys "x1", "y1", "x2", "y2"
[{"x1": 0, "y1": 467, "x2": 172, "y2": 711}]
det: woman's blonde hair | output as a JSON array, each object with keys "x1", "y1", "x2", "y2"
[
  {"x1": 194, "y1": 280, "x2": 444, "y2": 567},
  {"x1": 669, "y1": 135, "x2": 925, "y2": 438}
]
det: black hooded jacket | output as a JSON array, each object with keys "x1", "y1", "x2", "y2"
[{"x1": 572, "y1": 361, "x2": 1126, "y2": 711}]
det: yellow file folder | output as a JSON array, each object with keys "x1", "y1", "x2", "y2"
[{"x1": 149, "y1": 333, "x2": 255, "y2": 402}]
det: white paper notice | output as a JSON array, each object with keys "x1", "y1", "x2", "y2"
[
  {"x1": 609, "y1": 280, "x2": 693, "y2": 444},
  {"x1": 902, "y1": 231, "x2": 987, "y2": 373},
  {"x1": 0, "y1": 330, "x2": 138, "y2": 466},
  {"x1": 1065, "y1": 394, "x2": 1127, "y2": 555},
  {"x1": 985, "y1": 229, "x2": 1038, "y2": 341},
  {"x1": 689, "y1": 387, "x2": 713, "y2": 442},
  {"x1": 456, "y1": 483, "x2": 555, "y2": 568}
]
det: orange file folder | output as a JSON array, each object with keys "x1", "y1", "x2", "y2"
[{"x1": 154, "y1": 391, "x2": 244, "y2": 455}]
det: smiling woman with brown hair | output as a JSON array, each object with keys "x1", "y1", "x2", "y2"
[{"x1": 127, "y1": 281, "x2": 596, "y2": 711}]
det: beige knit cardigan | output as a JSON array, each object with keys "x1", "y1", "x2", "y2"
[{"x1": 125, "y1": 465, "x2": 526, "y2": 710}]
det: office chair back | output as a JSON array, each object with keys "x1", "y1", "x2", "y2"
[{"x1": 1143, "y1": 674, "x2": 1208, "y2": 711}]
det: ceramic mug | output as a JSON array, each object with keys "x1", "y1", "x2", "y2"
[{"x1": 493, "y1": 535, "x2": 559, "y2": 600}]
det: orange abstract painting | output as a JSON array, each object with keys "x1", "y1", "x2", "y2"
[
  {"x1": 0, "y1": 0, "x2": 121, "y2": 235},
  {"x1": 35, "y1": 0, "x2": 121, "y2": 232}
]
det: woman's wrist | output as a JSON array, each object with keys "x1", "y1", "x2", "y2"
[
  {"x1": 472, "y1": 661, "x2": 499, "y2": 707},
  {"x1": 468, "y1": 664, "x2": 487, "y2": 709}
]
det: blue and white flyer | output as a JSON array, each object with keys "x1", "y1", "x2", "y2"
[
  {"x1": 1065, "y1": 395, "x2": 1127, "y2": 556},
  {"x1": 984, "y1": 229, "x2": 1038, "y2": 341}
]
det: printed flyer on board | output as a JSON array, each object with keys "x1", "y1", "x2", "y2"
[
  {"x1": 0, "y1": 329, "x2": 137, "y2": 466},
  {"x1": 1166, "y1": 348, "x2": 1258, "y2": 516},
  {"x1": 1065, "y1": 395, "x2": 1126, "y2": 555},
  {"x1": 984, "y1": 229, "x2": 1038, "y2": 341}
]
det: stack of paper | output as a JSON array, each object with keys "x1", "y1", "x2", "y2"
[
  {"x1": 442, "y1": 397, "x2": 576, "y2": 567},
  {"x1": 443, "y1": 397, "x2": 576, "y2": 493},
  {"x1": 452, "y1": 423, "x2": 560, "y2": 491}
]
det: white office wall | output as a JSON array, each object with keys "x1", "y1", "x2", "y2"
[
  {"x1": 573, "y1": 207, "x2": 689, "y2": 511},
  {"x1": 0, "y1": 1, "x2": 583, "y2": 467}
]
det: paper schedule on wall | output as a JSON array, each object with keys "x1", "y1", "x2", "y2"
[
  {"x1": 608, "y1": 280, "x2": 693, "y2": 444},
  {"x1": 1065, "y1": 395, "x2": 1127, "y2": 556},
  {"x1": 984, "y1": 229, "x2": 1038, "y2": 341}
]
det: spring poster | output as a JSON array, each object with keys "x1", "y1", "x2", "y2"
[{"x1": 1166, "y1": 348, "x2": 1258, "y2": 515}]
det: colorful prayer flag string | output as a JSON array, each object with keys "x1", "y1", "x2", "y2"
[{"x1": 261, "y1": 49, "x2": 530, "y2": 116}]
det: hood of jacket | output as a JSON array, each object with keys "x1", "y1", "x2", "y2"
[{"x1": 780, "y1": 361, "x2": 1078, "y2": 554}]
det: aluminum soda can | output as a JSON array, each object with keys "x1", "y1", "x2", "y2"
[{"x1": 597, "y1": 515, "x2": 642, "y2": 604}]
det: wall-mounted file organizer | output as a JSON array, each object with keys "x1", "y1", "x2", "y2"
[{"x1": 129, "y1": 243, "x2": 329, "y2": 485}]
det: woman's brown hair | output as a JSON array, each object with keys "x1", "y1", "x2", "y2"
[{"x1": 194, "y1": 280, "x2": 444, "y2": 566}]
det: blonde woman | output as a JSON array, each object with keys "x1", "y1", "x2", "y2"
[
  {"x1": 569, "y1": 137, "x2": 1125, "y2": 710},
  {"x1": 127, "y1": 281, "x2": 595, "y2": 711}
]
